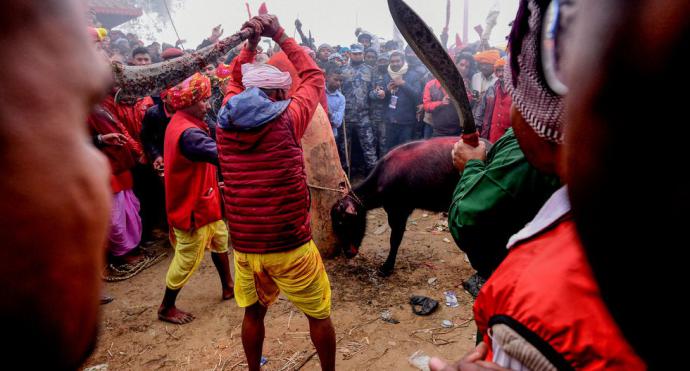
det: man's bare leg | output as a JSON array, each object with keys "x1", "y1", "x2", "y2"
[
  {"x1": 158, "y1": 288, "x2": 194, "y2": 324},
  {"x1": 211, "y1": 252, "x2": 234, "y2": 300},
  {"x1": 242, "y1": 303, "x2": 268, "y2": 371},
  {"x1": 307, "y1": 315, "x2": 336, "y2": 371}
]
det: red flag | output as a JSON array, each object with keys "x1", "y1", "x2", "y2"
[{"x1": 258, "y1": 2, "x2": 268, "y2": 15}]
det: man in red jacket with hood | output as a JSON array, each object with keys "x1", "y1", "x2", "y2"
[{"x1": 216, "y1": 15, "x2": 335, "y2": 371}]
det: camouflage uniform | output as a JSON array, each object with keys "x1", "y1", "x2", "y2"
[
  {"x1": 369, "y1": 69, "x2": 389, "y2": 157},
  {"x1": 340, "y1": 61, "x2": 378, "y2": 173}
]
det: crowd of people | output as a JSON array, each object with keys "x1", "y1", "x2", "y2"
[
  {"x1": 94, "y1": 20, "x2": 512, "y2": 181},
  {"x1": 86, "y1": 10, "x2": 516, "y2": 292},
  {"x1": 2, "y1": 0, "x2": 684, "y2": 369},
  {"x1": 83, "y1": 17, "x2": 521, "y2": 368}
]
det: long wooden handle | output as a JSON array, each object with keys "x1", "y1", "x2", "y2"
[{"x1": 113, "y1": 27, "x2": 254, "y2": 100}]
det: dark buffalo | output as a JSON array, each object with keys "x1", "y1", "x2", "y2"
[{"x1": 332, "y1": 137, "x2": 467, "y2": 276}]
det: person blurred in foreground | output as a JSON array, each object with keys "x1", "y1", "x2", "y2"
[
  {"x1": 564, "y1": 0, "x2": 690, "y2": 368},
  {"x1": 439, "y1": 0, "x2": 644, "y2": 369},
  {"x1": 0, "y1": 0, "x2": 112, "y2": 368}
]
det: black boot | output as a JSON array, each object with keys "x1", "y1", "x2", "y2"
[{"x1": 462, "y1": 273, "x2": 487, "y2": 298}]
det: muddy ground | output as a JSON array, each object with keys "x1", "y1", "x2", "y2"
[{"x1": 85, "y1": 209, "x2": 477, "y2": 370}]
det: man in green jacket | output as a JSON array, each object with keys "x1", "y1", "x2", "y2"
[{"x1": 448, "y1": 125, "x2": 560, "y2": 296}]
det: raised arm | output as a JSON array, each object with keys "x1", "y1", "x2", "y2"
[
  {"x1": 255, "y1": 15, "x2": 325, "y2": 139},
  {"x1": 224, "y1": 20, "x2": 262, "y2": 101}
]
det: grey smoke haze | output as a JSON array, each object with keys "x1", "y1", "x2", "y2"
[{"x1": 119, "y1": 0, "x2": 518, "y2": 49}]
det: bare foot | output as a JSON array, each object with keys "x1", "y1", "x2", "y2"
[
  {"x1": 222, "y1": 285, "x2": 235, "y2": 300},
  {"x1": 158, "y1": 305, "x2": 195, "y2": 324}
]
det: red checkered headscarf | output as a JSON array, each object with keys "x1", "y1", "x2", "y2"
[
  {"x1": 507, "y1": 0, "x2": 573, "y2": 144},
  {"x1": 165, "y1": 73, "x2": 211, "y2": 111}
]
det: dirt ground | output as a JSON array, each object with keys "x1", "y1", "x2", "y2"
[{"x1": 85, "y1": 209, "x2": 477, "y2": 370}]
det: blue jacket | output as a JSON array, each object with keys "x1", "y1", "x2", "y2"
[{"x1": 326, "y1": 88, "x2": 346, "y2": 134}]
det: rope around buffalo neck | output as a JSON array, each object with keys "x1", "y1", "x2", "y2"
[{"x1": 307, "y1": 180, "x2": 365, "y2": 208}]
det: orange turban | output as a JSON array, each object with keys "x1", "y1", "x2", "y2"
[
  {"x1": 165, "y1": 73, "x2": 211, "y2": 111},
  {"x1": 474, "y1": 50, "x2": 501, "y2": 65},
  {"x1": 494, "y1": 58, "x2": 506, "y2": 69}
]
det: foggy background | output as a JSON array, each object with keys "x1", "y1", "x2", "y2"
[{"x1": 118, "y1": 0, "x2": 519, "y2": 49}]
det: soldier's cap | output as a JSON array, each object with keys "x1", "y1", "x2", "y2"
[{"x1": 350, "y1": 44, "x2": 365, "y2": 53}]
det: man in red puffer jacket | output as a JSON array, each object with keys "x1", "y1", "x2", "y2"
[{"x1": 216, "y1": 15, "x2": 335, "y2": 371}]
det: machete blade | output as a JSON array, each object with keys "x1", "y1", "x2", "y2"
[{"x1": 387, "y1": 0, "x2": 476, "y2": 135}]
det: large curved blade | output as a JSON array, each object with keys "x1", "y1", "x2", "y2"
[
  {"x1": 112, "y1": 28, "x2": 253, "y2": 100},
  {"x1": 388, "y1": 0, "x2": 476, "y2": 135}
]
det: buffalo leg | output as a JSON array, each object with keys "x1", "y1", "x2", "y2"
[{"x1": 379, "y1": 208, "x2": 413, "y2": 276}]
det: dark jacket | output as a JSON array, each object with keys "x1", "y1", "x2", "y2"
[
  {"x1": 369, "y1": 69, "x2": 390, "y2": 124},
  {"x1": 141, "y1": 100, "x2": 171, "y2": 160},
  {"x1": 385, "y1": 68, "x2": 425, "y2": 126}
]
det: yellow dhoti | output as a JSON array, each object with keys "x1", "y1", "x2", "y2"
[
  {"x1": 233, "y1": 240, "x2": 332, "y2": 319},
  {"x1": 166, "y1": 220, "x2": 229, "y2": 290}
]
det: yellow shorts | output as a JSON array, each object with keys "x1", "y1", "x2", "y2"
[
  {"x1": 233, "y1": 240, "x2": 332, "y2": 319},
  {"x1": 166, "y1": 220, "x2": 229, "y2": 290}
]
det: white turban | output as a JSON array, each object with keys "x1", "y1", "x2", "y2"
[{"x1": 241, "y1": 63, "x2": 293, "y2": 90}]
